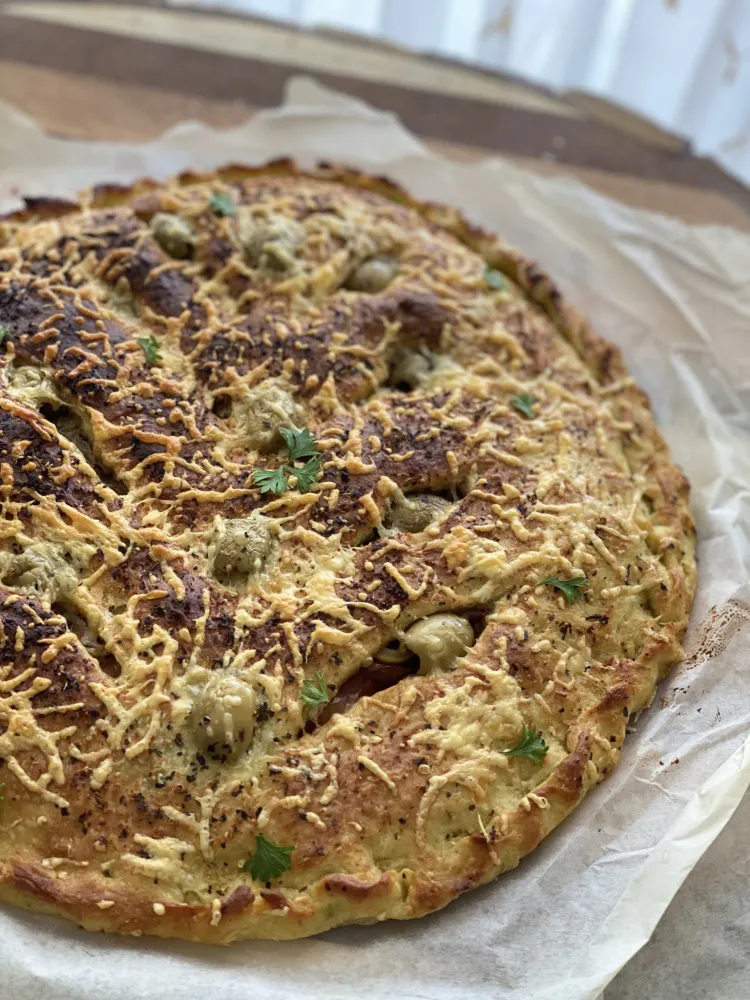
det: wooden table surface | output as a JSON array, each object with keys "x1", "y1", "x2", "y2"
[{"x1": 0, "y1": 0, "x2": 749, "y2": 231}]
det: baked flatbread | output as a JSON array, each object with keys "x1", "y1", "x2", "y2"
[{"x1": 0, "y1": 163, "x2": 695, "y2": 941}]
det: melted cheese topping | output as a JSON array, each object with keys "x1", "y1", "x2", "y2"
[{"x1": 0, "y1": 164, "x2": 695, "y2": 942}]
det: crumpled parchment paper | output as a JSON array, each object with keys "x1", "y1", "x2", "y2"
[{"x1": 0, "y1": 77, "x2": 749, "y2": 1000}]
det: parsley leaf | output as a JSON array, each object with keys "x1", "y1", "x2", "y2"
[
  {"x1": 281, "y1": 426, "x2": 318, "y2": 461},
  {"x1": 209, "y1": 192, "x2": 235, "y2": 217},
  {"x1": 484, "y1": 265, "x2": 506, "y2": 290},
  {"x1": 252, "y1": 427, "x2": 321, "y2": 496},
  {"x1": 0, "y1": 323, "x2": 8, "y2": 344},
  {"x1": 252, "y1": 466, "x2": 288, "y2": 495},
  {"x1": 539, "y1": 575, "x2": 588, "y2": 604},
  {"x1": 291, "y1": 456, "x2": 321, "y2": 493},
  {"x1": 242, "y1": 833, "x2": 294, "y2": 882},
  {"x1": 510, "y1": 393, "x2": 535, "y2": 419},
  {"x1": 136, "y1": 335, "x2": 162, "y2": 367},
  {"x1": 300, "y1": 671, "x2": 330, "y2": 709},
  {"x1": 502, "y1": 725, "x2": 548, "y2": 764}
]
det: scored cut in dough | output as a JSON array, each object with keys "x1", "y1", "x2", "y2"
[{"x1": 0, "y1": 162, "x2": 696, "y2": 942}]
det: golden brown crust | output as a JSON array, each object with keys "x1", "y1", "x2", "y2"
[{"x1": 0, "y1": 161, "x2": 696, "y2": 942}]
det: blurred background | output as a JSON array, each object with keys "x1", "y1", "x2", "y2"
[
  {"x1": 178, "y1": 0, "x2": 750, "y2": 184},
  {"x1": 4, "y1": 0, "x2": 750, "y2": 229}
]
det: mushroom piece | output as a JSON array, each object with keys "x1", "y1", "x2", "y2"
[
  {"x1": 404, "y1": 614, "x2": 475, "y2": 674},
  {"x1": 386, "y1": 494, "x2": 451, "y2": 533},
  {"x1": 191, "y1": 673, "x2": 257, "y2": 751},
  {"x1": 346, "y1": 255, "x2": 398, "y2": 293},
  {"x1": 150, "y1": 212, "x2": 194, "y2": 259},
  {"x1": 239, "y1": 212, "x2": 305, "y2": 272},
  {"x1": 208, "y1": 512, "x2": 274, "y2": 582},
  {"x1": 239, "y1": 382, "x2": 305, "y2": 452}
]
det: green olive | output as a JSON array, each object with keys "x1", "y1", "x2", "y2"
[
  {"x1": 1, "y1": 544, "x2": 79, "y2": 607},
  {"x1": 7, "y1": 365, "x2": 61, "y2": 409},
  {"x1": 388, "y1": 346, "x2": 433, "y2": 389},
  {"x1": 239, "y1": 213, "x2": 304, "y2": 272},
  {"x1": 386, "y1": 494, "x2": 451, "y2": 533},
  {"x1": 240, "y1": 382, "x2": 305, "y2": 452},
  {"x1": 150, "y1": 212, "x2": 194, "y2": 259},
  {"x1": 191, "y1": 673, "x2": 257, "y2": 750},
  {"x1": 208, "y1": 513, "x2": 273, "y2": 580},
  {"x1": 346, "y1": 255, "x2": 398, "y2": 292},
  {"x1": 405, "y1": 614, "x2": 475, "y2": 674},
  {"x1": 373, "y1": 637, "x2": 412, "y2": 664}
]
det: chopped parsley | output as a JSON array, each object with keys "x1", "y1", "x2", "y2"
[
  {"x1": 243, "y1": 833, "x2": 294, "y2": 882},
  {"x1": 300, "y1": 671, "x2": 330, "y2": 710},
  {"x1": 0, "y1": 323, "x2": 7, "y2": 345},
  {"x1": 539, "y1": 575, "x2": 588, "y2": 604},
  {"x1": 510, "y1": 393, "x2": 535, "y2": 418},
  {"x1": 136, "y1": 335, "x2": 162, "y2": 367},
  {"x1": 253, "y1": 429, "x2": 321, "y2": 495},
  {"x1": 209, "y1": 192, "x2": 235, "y2": 217},
  {"x1": 484, "y1": 265, "x2": 506, "y2": 290},
  {"x1": 502, "y1": 725, "x2": 548, "y2": 764}
]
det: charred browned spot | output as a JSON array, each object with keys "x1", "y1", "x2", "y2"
[
  {"x1": 221, "y1": 885, "x2": 255, "y2": 917},
  {"x1": 1, "y1": 196, "x2": 80, "y2": 224},
  {"x1": 386, "y1": 290, "x2": 454, "y2": 349},
  {"x1": 106, "y1": 550, "x2": 236, "y2": 660},
  {"x1": 10, "y1": 864, "x2": 60, "y2": 906},
  {"x1": 128, "y1": 192, "x2": 163, "y2": 220},
  {"x1": 0, "y1": 283, "x2": 122, "y2": 407},
  {"x1": 411, "y1": 875, "x2": 448, "y2": 912},
  {"x1": 495, "y1": 626, "x2": 545, "y2": 691},
  {"x1": 199, "y1": 236, "x2": 235, "y2": 278},
  {"x1": 260, "y1": 889, "x2": 287, "y2": 910},
  {"x1": 596, "y1": 680, "x2": 632, "y2": 715},
  {"x1": 38, "y1": 403, "x2": 127, "y2": 497},
  {"x1": 323, "y1": 872, "x2": 391, "y2": 900},
  {"x1": 536, "y1": 730, "x2": 593, "y2": 806},
  {"x1": 91, "y1": 183, "x2": 143, "y2": 208},
  {"x1": 449, "y1": 871, "x2": 483, "y2": 896},
  {"x1": 0, "y1": 404, "x2": 104, "y2": 514}
]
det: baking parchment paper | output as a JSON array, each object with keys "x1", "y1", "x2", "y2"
[{"x1": 0, "y1": 77, "x2": 749, "y2": 1000}]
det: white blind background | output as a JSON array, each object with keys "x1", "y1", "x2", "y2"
[{"x1": 186, "y1": 0, "x2": 750, "y2": 185}]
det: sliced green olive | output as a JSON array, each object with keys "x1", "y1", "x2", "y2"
[
  {"x1": 404, "y1": 614, "x2": 475, "y2": 674},
  {"x1": 150, "y1": 212, "x2": 194, "y2": 259}
]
